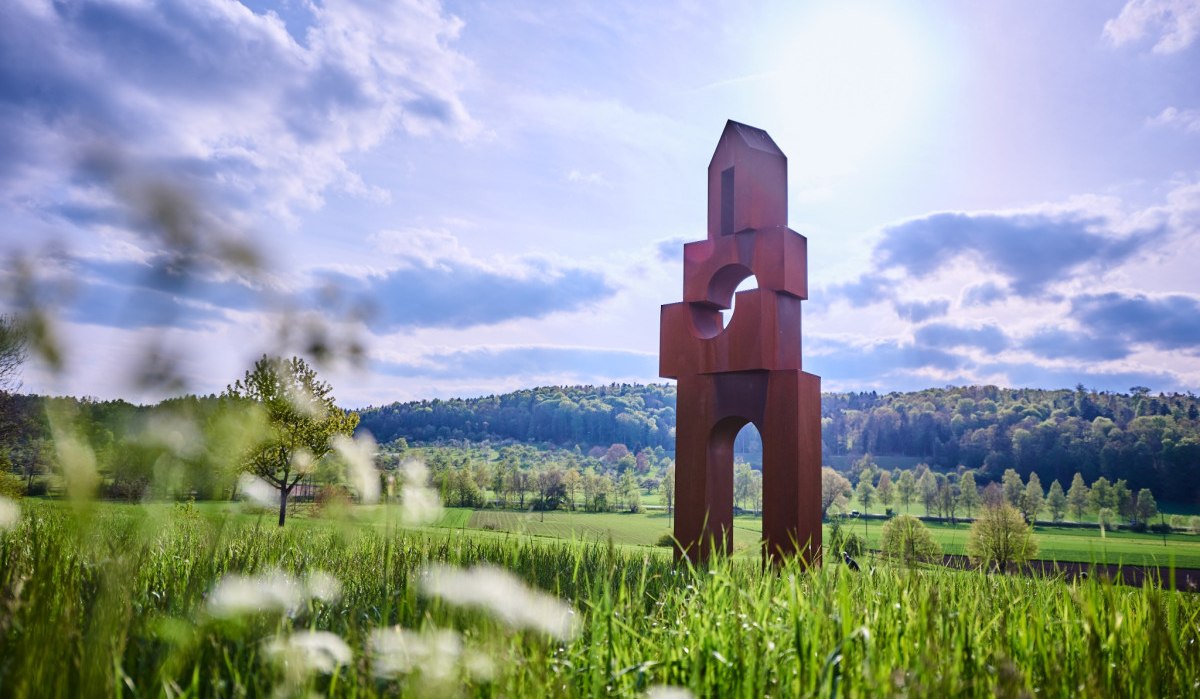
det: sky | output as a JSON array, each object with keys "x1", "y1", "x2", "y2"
[{"x1": 1, "y1": 0, "x2": 1199, "y2": 407}]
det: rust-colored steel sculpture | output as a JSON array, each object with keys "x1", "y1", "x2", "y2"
[{"x1": 660, "y1": 120, "x2": 822, "y2": 565}]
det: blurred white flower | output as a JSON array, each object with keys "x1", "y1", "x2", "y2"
[
  {"x1": 0, "y1": 496, "x2": 20, "y2": 531},
  {"x1": 290, "y1": 447, "x2": 315, "y2": 475},
  {"x1": 420, "y1": 564, "x2": 580, "y2": 641},
  {"x1": 333, "y1": 433, "x2": 379, "y2": 504},
  {"x1": 207, "y1": 569, "x2": 341, "y2": 618},
  {"x1": 286, "y1": 382, "x2": 323, "y2": 418},
  {"x1": 399, "y1": 459, "x2": 441, "y2": 525},
  {"x1": 142, "y1": 413, "x2": 202, "y2": 458},
  {"x1": 238, "y1": 473, "x2": 279, "y2": 508},
  {"x1": 265, "y1": 630, "x2": 352, "y2": 674},
  {"x1": 462, "y1": 649, "x2": 496, "y2": 682},
  {"x1": 305, "y1": 571, "x2": 342, "y2": 604},
  {"x1": 207, "y1": 570, "x2": 305, "y2": 617},
  {"x1": 53, "y1": 429, "x2": 100, "y2": 501},
  {"x1": 646, "y1": 687, "x2": 696, "y2": 699},
  {"x1": 369, "y1": 626, "x2": 462, "y2": 681}
]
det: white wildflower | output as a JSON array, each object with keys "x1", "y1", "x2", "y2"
[
  {"x1": 333, "y1": 433, "x2": 379, "y2": 504},
  {"x1": 142, "y1": 413, "x2": 202, "y2": 458},
  {"x1": 399, "y1": 459, "x2": 441, "y2": 525},
  {"x1": 207, "y1": 570, "x2": 306, "y2": 618},
  {"x1": 305, "y1": 570, "x2": 342, "y2": 604},
  {"x1": 420, "y1": 564, "x2": 580, "y2": 640},
  {"x1": 237, "y1": 473, "x2": 279, "y2": 508},
  {"x1": 286, "y1": 381, "x2": 323, "y2": 418},
  {"x1": 0, "y1": 496, "x2": 20, "y2": 531},
  {"x1": 53, "y1": 428, "x2": 100, "y2": 501},
  {"x1": 290, "y1": 447, "x2": 315, "y2": 475},
  {"x1": 265, "y1": 631, "x2": 352, "y2": 674},
  {"x1": 369, "y1": 627, "x2": 462, "y2": 681},
  {"x1": 462, "y1": 649, "x2": 496, "y2": 682}
]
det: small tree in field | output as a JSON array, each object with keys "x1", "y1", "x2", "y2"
[
  {"x1": 1021, "y1": 472, "x2": 1044, "y2": 523},
  {"x1": 958, "y1": 471, "x2": 981, "y2": 517},
  {"x1": 225, "y1": 355, "x2": 358, "y2": 527},
  {"x1": 821, "y1": 467, "x2": 851, "y2": 519},
  {"x1": 967, "y1": 504, "x2": 1038, "y2": 570},
  {"x1": 918, "y1": 470, "x2": 938, "y2": 516},
  {"x1": 1001, "y1": 469, "x2": 1024, "y2": 508},
  {"x1": 880, "y1": 514, "x2": 941, "y2": 565},
  {"x1": 876, "y1": 471, "x2": 894, "y2": 511},
  {"x1": 1134, "y1": 488, "x2": 1158, "y2": 526},
  {"x1": 855, "y1": 472, "x2": 876, "y2": 513},
  {"x1": 658, "y1": 463, "x2": 674, "y2": 515},
  {"x1": 896, "y1": 469, "x2": 916, "y2": 513},
  {"x1": 1067, "y1": 472, "x2": 1089, "y2": 521},
  {"x1": 1046, "y1": 480, "x2": 1067, "y2": 522}
]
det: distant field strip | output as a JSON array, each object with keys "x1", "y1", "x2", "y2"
[{"x1": 467, "y1": 510, "x2": 672, "y2": 546}]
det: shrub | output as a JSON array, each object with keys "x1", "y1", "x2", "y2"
[
  {"x1": 880, "y1": 514, "x2": 941, "y2": 565},
  {"x1": 827, "y1": 517, "x2": 865, "y2": 558},
  {"x1": 967, "y1": 504, "x2": 1038, "y2": 570},
  {"x1": 655, "y1": 533, "x2": 675, "y2": 547},
  {"x1": 0, "y1": 472, "x2": 24, "y2": 499}
]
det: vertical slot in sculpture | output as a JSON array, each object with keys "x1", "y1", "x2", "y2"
[{"x1": 660, "y1": 120, "x2": 822, "y2": 565}]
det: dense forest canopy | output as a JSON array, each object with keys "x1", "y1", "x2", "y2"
[{"x1": 2, "y1": 383, "x2": 1199, "y2": 503}]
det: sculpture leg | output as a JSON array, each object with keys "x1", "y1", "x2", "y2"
[
  {"x1": 761, "y1": 370, "x2": 823, "y2": 566},
  {"x1": 673, "y1": 376, "x2": 733, "y2": 562}
]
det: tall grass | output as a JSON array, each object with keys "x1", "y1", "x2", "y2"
[{"x1": 1, "y1": 501, "x2": 1198, "y2": 697}]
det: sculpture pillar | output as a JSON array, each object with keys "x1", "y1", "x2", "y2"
[{"x1": 660, "y1": 120, "x2": 822, "y2": 565}]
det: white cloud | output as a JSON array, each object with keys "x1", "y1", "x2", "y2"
[
  {"x1": 1147, "y1": 106, "x2": 1200, "y2": 133},
  {"x1": 566, "y1": 169, "x2": 609, "y2": 187},
  {"x1": 0, "y1": 0, "x2": 478, "y2": 225},
  {"x1": 369, "y1": 227, "x2": 472, "y2": 266},
  {"x1": 1104, "y1": 0, "x2": 1200, "y2": 53}
]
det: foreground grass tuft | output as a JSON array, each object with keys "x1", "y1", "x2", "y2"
[{"x1": 1, "y1": 501, "x2": 1198, "y2": 697}]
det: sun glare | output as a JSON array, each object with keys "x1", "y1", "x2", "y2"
[{"x1": 759, "y1": 5, "x2": 936, "y2": 179}]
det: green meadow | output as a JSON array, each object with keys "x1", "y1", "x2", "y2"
[
  {"x1": 2, "y1": 499, "x2": 1199, "y2": 698},
  {"x1": 430, "y1": 505, "x2": 1200, "y2": 569}
]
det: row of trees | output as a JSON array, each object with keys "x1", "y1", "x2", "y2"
[
  {"x1": 397, "y1": 441, "x2": 681, "y2": 514},
  {"x1": 824, "y1": 458, "x2": 1198, "y2": 531}
]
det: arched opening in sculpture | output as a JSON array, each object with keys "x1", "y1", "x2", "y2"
[
  {"x1": 705, "y1": 415, "x2": 751, "y2": 556},
  {"x1": 733, "y1": 420, "x2": 762, "y2": 471}
]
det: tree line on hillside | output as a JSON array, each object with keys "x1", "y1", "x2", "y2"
[
  {"x1": 4, "y1": 383, "x2": 1200, "y2": 506},
  {"x1": 357, "y1": 383, "x2": 1200, "y2": 503},
  {"x1": 358, "y1": 384, "x2": 677, "y2": 452}
]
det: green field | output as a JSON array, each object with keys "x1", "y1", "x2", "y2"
[
  {"x1": 379, "y1": 503, "x2": 1200, "y2": 569},
  {"x1": 2, "y1": 499, "x2": 1199, "y2": 698}
]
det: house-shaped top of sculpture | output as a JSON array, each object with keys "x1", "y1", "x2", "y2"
[{"x1": 707, "y1": 120, "x2": 788, "y2": 240}]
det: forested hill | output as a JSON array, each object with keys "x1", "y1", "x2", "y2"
[
  {"x1": 358, "y1": 384, "x2": 678, "y2": 451},
  {"x1": 358, "y1": 384, "x2": 1200, "y2": 500}
]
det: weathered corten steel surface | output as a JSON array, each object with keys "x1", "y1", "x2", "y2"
[{"x1": 660, "y1": 120, "x2": 822, "y2": 565}]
